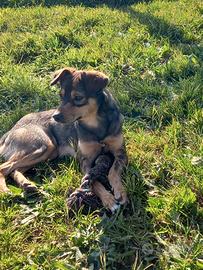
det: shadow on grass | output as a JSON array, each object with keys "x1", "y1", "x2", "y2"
[
  {"x1": 4, "y1": 157, "x2": 161, "y2": 269},
  {"x1": 0, "y1": 0, "x2": 145, "y2": 8},
  {"x1": 124, "y1": 7, "x2": 194, "y2": 45},
  {"x1": 97, "y1": 164, "x2": 161, "y2": 269},
  {"x1": 121, "y1": 7, "x2": 202, "y2": 66}
]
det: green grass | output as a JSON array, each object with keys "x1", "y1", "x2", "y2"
[{"x1": 0, "y1": 0, "x2": 203, "y2": 269}]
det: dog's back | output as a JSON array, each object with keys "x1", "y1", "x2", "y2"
[
  {"x1": 0, "y1": 108, "x2": 77, "y2": 193},
  {"x1": 0, "y1": 109, "x2": 77, "y2": 161}
]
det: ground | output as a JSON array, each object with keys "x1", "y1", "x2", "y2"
[{"x1": 0, "y1": 0, "x2": 202, "y2": 269}]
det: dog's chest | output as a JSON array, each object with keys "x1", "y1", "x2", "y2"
[
  {"x1": 76, "y1": 117, "x2": 109, "y2": 142},
  {"x1": 78, "y1": 134, "x2": 123, "y2": 157}
]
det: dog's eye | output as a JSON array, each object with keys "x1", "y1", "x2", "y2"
[
  {"x1": 74, "y1": 96, "x2": 83, "y2": 102},
  {"x1": 73, "y1": 96, "x2": 86, "y2": 106}
]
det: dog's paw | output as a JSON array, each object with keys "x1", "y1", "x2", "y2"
[
  {"x1": 114, "y1": 189, "x2": 128, "y2": 205},
  {"x1": 23, "y1": 183, "x2": 38, "y2": 194},
  {"x1": 101, "y1": 193, "x2": 120, "y2": 213},
  {"x1": 0, "y1": 187, "x2": 11, "y2": 194},
  {"x1": 110, "y1": 202, "x2": 121, "y2": 213},
  {"x1": 0, "y1": 182, "x2": 11, "y2": 193}
]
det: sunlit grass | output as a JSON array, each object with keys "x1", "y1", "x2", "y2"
[{"x1": 0, "y1": 0, "x2": 202, "y2": 269}]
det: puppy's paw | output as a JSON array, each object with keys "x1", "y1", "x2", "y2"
[
  {"x1": 23, "y1": 183, "x2": 38, "y2": 192},
  {"x1": 23, "y1": 183, "x2": 38, "y2": 194},
  {"x1": 114, "y1": 188, "x2": 128, "y2": 205},
  {"x1": 101, "y1": 193, "x2": 119, "y2": 213},
  {"x1": 110, "y1": 202, "x2": 121, "y2": 214},
  {"x1": 0, "y1": 186, "x2": 11, "y2": 194}
]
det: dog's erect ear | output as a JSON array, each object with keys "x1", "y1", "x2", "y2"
[
  {"x1": 83, "y1": 71, "x2": 109, "y2": 92},
  {"x1": 50, "y1": 68, "x2": 76, "y2": 86}
]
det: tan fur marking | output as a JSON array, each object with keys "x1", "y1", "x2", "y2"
[
  {"x1": 59, "y1": 98, "x2": 99, "y2": 126},
  {"x1": 102, "y1": 133, "x2": 124, "y2": 152},
  {"x1": 108, "y1": 165, "x2": 128, "y2": 204},
  {"x1": 102, "y1": 133, "x2": 128, "y2": 204},
  {"x1": 78, "y1": 141, "x2": 102, "y2": 157},
  {"x1": 81, "y1": 98, "x2": 99, "y2": 127},
  {"x1": 81, "y1": 114, "x2": 98, "y2": 128},
  {"x1": 92, "y1": 181, "x2": 116, "y2": 209}
]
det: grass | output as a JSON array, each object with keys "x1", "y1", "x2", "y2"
[{"x1": 0, "y1": 0, "x2": 203, "y2": 269}]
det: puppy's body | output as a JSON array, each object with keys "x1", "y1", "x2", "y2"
[
  {"x1": 0, "y1": 110, "x2": 77, "y2": 161},
  {"x1": 0, "y1": 68, "x2": 128, "y2": 210},
  {"x1": 0, "y1": 90, "x2": 120, "y2": 161}
]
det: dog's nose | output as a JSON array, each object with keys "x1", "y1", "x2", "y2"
[{"x1": 53, "y1": 112, "x2": 64, "y2": 122}]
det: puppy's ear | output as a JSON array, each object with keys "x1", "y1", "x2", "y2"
[
  {"x1": 84, "y1": 71, "x2": 109, "y2": 92},
  {"x1": 50, "y1": 67, "x2": 75, "y2": 86}
]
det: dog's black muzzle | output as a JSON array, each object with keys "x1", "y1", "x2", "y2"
[{"x1": 53, "y1": 112, "x2": 65, "y2": 123}]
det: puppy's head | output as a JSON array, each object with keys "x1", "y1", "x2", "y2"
[{"x1": 51, "y1": 67, "x2": 109, "y2": 124}]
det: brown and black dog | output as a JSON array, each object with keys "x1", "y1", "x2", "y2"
[{"x1": 0, "y1": 67, "x2": 128, "y2": 211}]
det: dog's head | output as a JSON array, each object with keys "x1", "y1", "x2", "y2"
[{"x1": 51, "y1": 67, "x2": 109, "y2": 124}]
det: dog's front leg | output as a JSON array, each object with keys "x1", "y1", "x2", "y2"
[
  {"x1": 78, "y1": 141, "x2": 102, "y2": 175},
  {"x1": 108, "y1": 147, "x2": 128, "y2": 204},
  {"x1": 104, "y1": 134, "x2": 128, "y2": 204},
  {"x1": 78, "y1": 140, "x2": 118, "y2": 211}
]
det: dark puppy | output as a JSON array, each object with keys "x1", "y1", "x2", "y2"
[{"x1": 0, "y1": 68, "x2": 128, "y2": 211}]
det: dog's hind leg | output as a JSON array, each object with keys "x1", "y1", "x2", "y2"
[
  {"x1": 0, "y1": 142, "x2": 56, "y2": 193},
  {"x1": 10, "y1": 168, "x2": 38, "y2": 193},
  {"x1": 0, "y1": 145, "x2": 54, "y2": 175},
  {"x1": 0, "y1": 172, "x2": 10, "y2": 193}
]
